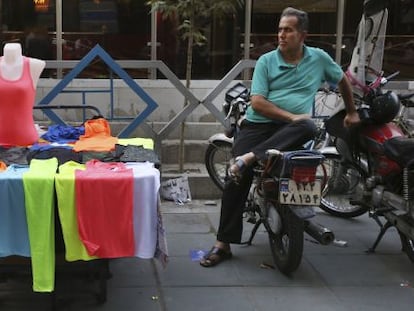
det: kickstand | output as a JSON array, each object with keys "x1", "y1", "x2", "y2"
[
  {"x1": 241, "y1": 219, "x2": 262, "y2": 245},
  {"x1": 366, "y1": 219, "x2": 393, "y2": 253}
]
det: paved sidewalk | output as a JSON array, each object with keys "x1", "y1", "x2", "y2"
[{"x1": 1, "y1": 200, "x2": 413, "y2": 310}]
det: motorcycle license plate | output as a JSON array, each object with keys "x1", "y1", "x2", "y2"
[{"x1": 279, "y1": 178, "x2": 321, "y2": 206}]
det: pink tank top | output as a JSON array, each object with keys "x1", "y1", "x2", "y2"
[{"x1": 0, "y1": 57, "x2": 39, "y2": 146}]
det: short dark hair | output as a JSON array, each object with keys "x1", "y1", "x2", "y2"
[{"x1": 280, "y1": 7, "x2": 309, "y2": 32}]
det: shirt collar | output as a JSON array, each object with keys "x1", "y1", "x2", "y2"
[{"x1": 276, "y1": 45, "x2": 311, "y2": 69}]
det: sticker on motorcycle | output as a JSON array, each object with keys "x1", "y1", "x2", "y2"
[{"x1": 279, "y1": 178, "x2": 321, "y2": 205}]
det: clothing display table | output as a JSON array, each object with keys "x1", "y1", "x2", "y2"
[{"x1": 0, "y1": 154, "x2": 167, "y2": 306}]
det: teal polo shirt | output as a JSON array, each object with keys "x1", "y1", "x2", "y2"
[{"x1": 247, "y1": 45, "x2": 344, "y2": 123}]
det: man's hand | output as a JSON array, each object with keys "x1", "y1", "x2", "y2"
[
  {"x1": 343, "y1": 110, "x2": 360, "y2": 128},
  {"x1": 338, "y1": 74, "x2": 360, "y2": 128},
  {"x1": 290, "y1": 114, "x2": 311, "y2": 122}
]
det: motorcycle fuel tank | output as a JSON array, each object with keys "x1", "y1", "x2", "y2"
[{"x1": 359, "y1": 122, "x2": 404, "y2": 176}]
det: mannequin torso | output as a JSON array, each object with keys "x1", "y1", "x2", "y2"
[
  {"x1": 0, "y1": 43, "x2": 45, "y2": 146},
  {"x1": 0, "y1": 43, "x2": 45, "y2": 88}
]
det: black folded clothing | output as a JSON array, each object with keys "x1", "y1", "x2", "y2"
[{"x1": 115, "y1": 144, "x2": 161, "y2": 168}]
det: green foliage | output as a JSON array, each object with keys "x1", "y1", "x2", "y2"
[
  {"x1": 146, "y1": 0, "x2": 244, "y2": 172},
  {"x1": 147, "y1": 0, "x2": 243, "y2": 47}
]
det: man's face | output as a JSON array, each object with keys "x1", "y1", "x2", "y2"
[{"x1": 277, "y1": 16, "x2": 306, "y2": 53}]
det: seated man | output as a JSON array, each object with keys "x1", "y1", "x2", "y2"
[{"x1": 200, "y1": 7, "x2": 360, "y2": 267}]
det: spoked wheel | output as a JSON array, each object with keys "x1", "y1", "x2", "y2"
[
  {"x1": 398, "y1": 226, "x2": 414, "y2": 263},
  {"x1": 267, "y1": 205, "x2": 304, "y2": 275},
  {"x1": 400, "y1": 233, "x2": 414, "y2": 263},
  {"x1": 205, "y1": 140, "x2": 233, "y2": 191},
  {"x1": 319, "y1": 155, "x2": 368, "y2": 218}
]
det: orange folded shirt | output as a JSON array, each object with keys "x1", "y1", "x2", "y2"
[
  {"x1": 0, "y1": 160, "x2": 7, "y2": 171},
  {"x1": 73, "y1": 118, "x2": 118, "y2": 152}
]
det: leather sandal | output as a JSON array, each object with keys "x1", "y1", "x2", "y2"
[
  {"x1": 228, "y1": 157, "x2": 247, "y2": 184},
  {"x1": 199, "y1": 246, "x2": 232, "y2": 267}
]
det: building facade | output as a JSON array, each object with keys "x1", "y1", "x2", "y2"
[{"x1": 0, "y1": 0, "x2": 412, "y2": 80}]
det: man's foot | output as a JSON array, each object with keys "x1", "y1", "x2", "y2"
[
  {"x1": 228, "y1": 152, "x2": 256, "y2": 183},
  {"x1": 200, "y1": 246, "x2": 232, "y2": 267},
  {"x1": 228, "y1": 157, "x2": 247, "y2": 184}
]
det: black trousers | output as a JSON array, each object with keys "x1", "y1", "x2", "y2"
[{"x1": 217, "y1": 118, "x2": 317, "y2": 243}]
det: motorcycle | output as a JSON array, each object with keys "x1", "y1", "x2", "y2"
[
  {"x1": 205, "y1": 85, "x2": 338, "y2": 191},
  {"x1": 320, "y1": 70, "x2": 414, "y2": 262},
  {"x1": 206, "y1": 83, "x2": 335, "y2": 275},
  {"x1": 204, "y1": 83, "x2": 247, "y2": 192}
]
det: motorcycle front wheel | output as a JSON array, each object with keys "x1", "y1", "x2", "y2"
[
  {"x1": 319, "y1": 155, "x2": 368, "y2": 218},
  {"x1": 267, "y1": 205, "x2": 304, "y2": 275},
  {"x1": 205, "y1": 140, "x2": 233, "y2": 191}
]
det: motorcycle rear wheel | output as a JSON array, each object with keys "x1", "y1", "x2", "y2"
[
  {"x1": 319, "y1": 155, "x2": 368, "y2": 218},
  {"x1": 267, "y1": 205, "x2": 304, "y2": 275},
  {"x1": 398, "y1": 229, "x2": 414, "y2": 263},
  {"x1": 205, "y1": 141, "x2": 232, "y2": 191}
]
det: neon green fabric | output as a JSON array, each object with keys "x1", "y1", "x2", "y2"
[
  {"x1": 23, "y1": 158, "x2": 58, "y2": 292},
  {"x1": 117, "y1": 138, "x2": 154, "y2": 150},
  {"x1": 55, "y1": 161, "x2": 97, "y2": 261}
]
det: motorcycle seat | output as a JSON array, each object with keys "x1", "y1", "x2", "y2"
[{"x1": 383, "y1": 137, "x2": 414, "y2": 168}]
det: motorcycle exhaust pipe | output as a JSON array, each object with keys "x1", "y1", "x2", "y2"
[{"x1": 304, "y1": 220, "x2": 335, "y2": 245}]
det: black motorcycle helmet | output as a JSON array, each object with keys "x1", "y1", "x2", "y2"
[{"x1": 369, "y1": 90, "x2": 400, "y2": 124}]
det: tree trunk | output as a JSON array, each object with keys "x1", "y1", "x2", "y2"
[{"x1": 178, "y1": 23, "x2": 194, "y2": 173}]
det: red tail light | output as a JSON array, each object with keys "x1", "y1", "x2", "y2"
[{"x1": 291, "y1": 166, "x2": 317, "y2": 183}]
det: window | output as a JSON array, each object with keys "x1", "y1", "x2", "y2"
[{"x1": 0, "y1": 0, "x2": 412, "y2": 80}]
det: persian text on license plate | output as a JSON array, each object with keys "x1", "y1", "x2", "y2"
[{"x1": 279, "y1": 178, "x2": 321, "y2": 206}]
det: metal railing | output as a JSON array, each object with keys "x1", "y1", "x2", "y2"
[
  {"x1": 37, "y1": 45, "x2": 411, "y2": 155},
  {"x1": 38, "y1": 46, "x2": 256, "y2": 153}
]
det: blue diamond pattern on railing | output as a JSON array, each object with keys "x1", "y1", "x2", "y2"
[{"x1": 36, "y1": 44, "x2": 158, "y2": 138}]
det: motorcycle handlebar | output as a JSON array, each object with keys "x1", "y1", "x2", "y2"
[
  {"x1": 225, "y1": 97, "x2": 249, "y2": 119},
  {"x1": 225, "y1": 102, "x2": 234, "y2": 120},
  {"x1": 385, "y1": 70, "x2": 400, "y2": 81},
  {"x1": 380, "y1": 71, "x2": 400, "y2": 86}
]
